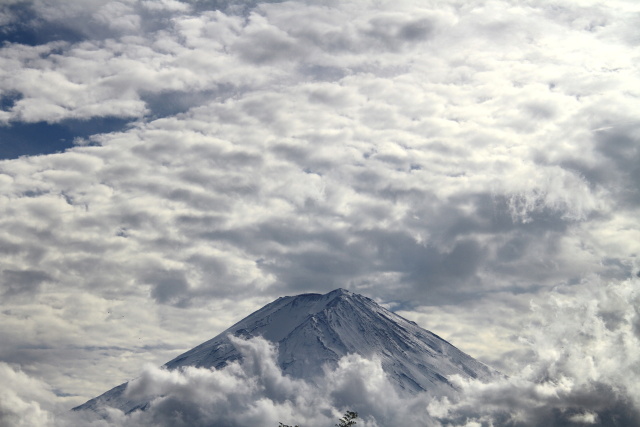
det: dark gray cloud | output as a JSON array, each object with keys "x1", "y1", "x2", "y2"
[
  {"x1": 1, "y1": 268, "x2": 51, "y2": 296},
  {"x1": 594, "y1": 126, "x2": 640, "y2": 206}
]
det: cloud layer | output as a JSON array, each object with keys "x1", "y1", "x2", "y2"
[
  {"x1": 0, "y1": 0, "x2": 639, "y2": 422},
  {"x1": 4, "y1": 276, "x2": 640, "y2": 427},
  {"x1": 1, "y1": 336, "x2": 438, "y2": 427},
  {"x1": 431, "y1": 276, "x2": 640, "y2": 426}
]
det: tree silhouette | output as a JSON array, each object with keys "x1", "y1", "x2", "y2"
[
  {"x1": 336, "y1": 410, "x2": 358, "y2": 427},
  {"x1": 278, "y1": 410, "x2": 358, "y2": 427}
]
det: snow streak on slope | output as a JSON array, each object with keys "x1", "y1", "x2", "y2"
[{"x1": 75, "y1": 289, "x2": 495, "y2": 414}]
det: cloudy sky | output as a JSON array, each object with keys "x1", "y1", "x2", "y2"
[{"x1": 1, "y1": 0, "x2": 639, "y2": 425}]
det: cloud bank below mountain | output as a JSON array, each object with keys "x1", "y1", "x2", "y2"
[{"x1": 2, "y1": 276, "x2": 639, "y2": 426}]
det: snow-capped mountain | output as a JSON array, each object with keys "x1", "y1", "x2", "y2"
[{"x1": 74, "y1": 288, "x2": 496, "y2": 413}]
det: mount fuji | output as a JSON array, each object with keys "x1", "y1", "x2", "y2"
[{"x1": 74, "y1": 288, "x2": 496, "y2": 414}]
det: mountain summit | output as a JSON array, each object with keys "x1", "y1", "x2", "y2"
[{"x1": 75, "y1": 288, "x2": 495, "y2": 413}]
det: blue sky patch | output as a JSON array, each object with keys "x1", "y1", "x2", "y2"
[{"x1": 0, "y1": 117, "x2": 131, "y2": 159}]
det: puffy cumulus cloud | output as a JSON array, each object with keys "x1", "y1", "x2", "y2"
[
  {"x1": 1, "y1": 0, "x2": 190, "y2": 40},
  {"x1": 430, "y1": 276, "x2": 640, "y2": 426},
  {"x1": 69, "y1": 336, "x2": 439, "y2": 427},
  {"x1": 0, "y1": 0, "x2": 454, "y2": 124},
  {"x1": 0, "y1": 361, "x2": 110, "y2": 427},
  {"x1": 0, "y1": 0, "x2": 639, "y2": 414},
  {"x1": 0, "y1": 360, "x2": 157, "y2": 427},
  {"x1": 0, "y1": 362, "x2": 56, "y2": 427},
  {"x1": 0, "y1": 0, "x2": 200, "y2": 123}
]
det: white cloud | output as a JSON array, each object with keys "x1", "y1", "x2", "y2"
[
  {"x1": 0, "y1": 362, "x2": 56, "y2": 427},
  {"x1": 0, "y1": 278, "x2": 640, "y2": 427},
  {"x1": 66, "y1": 336, "x2": 439, "y2": 427},
  {"x1": 0, "y1": 0, "x2": 639, "y2": 419},
  {"x1": 430, "y1": 276, "x2": 640, "y2": 426},
  {"x1": 8, "y1": 279, "x2": 640, "y2": 427}
]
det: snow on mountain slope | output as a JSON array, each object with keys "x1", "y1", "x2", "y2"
[{"x1": 74, "y1": 289, "x2": 496, "y2": 414}]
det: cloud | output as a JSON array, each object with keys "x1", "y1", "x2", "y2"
[
  {"x1": 0, "y1": 362, "x2": 56, "y2": 427},
  {"x1": 9, "y1": 278, "x2": 640, "y2": 427},
  {"x1": 0, "y1": 0, "x2": 639, "y2": 416},
  {"x1": 430, "y1": 276, "x2": 640, "y2": 426},
  {"x1": 69, "y1": 335, "x2": 439, "y2": 427},
  {"x1": 12, "y1": 277, "x2": 640, "y2": 426},
  {"x1": 1, "y1": 268, "x2": 51, "y2": 298}
]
